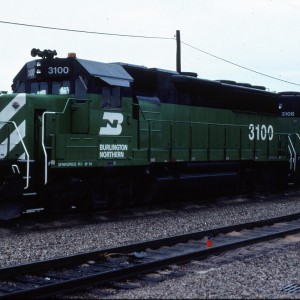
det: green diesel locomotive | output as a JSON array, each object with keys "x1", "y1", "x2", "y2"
[{"x1": 0, "y1": 48, "x2": 299, "y2": 219}]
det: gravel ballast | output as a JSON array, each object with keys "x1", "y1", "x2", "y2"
[
  {"x1": 0, "y1": 192, "x2": 299, "y2": 298},
  {"x1": 85, "y1": 238, "x2": 299, "y2": 299}
]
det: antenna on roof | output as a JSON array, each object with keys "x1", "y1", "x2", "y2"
[{"x1": 176, "y1": 30, "x2": 181, "y2": 73}]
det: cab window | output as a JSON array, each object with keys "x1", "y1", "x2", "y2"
[
  {"x1": 14, "y1": 82, "x2": 25, "y2": 93},
  {"x1": 102, "y1": 87, "x2": 121, "y2": 108},
  {"x1": 52, "y1": 81, "x2": 70, "y2": 95},
  {"x1": 31, "y1": 82, "x2": 48, "y2": 94}
]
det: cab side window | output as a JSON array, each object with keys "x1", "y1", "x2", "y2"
[
  {"x1": 102, "y1": 87, "x2": 121, "y2": 108},
  {"x1": 13, "y1": 81, "x2": 25, "y2": 93},
  {"x1": 31, "y1": 82, "x2": 48, "y2": 94}
]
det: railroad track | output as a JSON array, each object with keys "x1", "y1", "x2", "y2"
[{"x1": 0, "y1": 213, "x2": 300, "y2": 299}]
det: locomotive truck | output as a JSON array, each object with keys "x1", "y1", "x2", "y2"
[{"x1": 0, "y1": 48, "x2": 300, "y2": 219}]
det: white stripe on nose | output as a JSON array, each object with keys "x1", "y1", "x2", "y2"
[{"x1": 0, "y1": 93, "x2": 26, "y2": 129}]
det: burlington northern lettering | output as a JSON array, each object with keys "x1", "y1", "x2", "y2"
[{"x1": 99, "y1": 144, "x2": 128, "y2": 159}]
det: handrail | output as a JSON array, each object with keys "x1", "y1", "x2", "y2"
[
  {"x1": 287, "y1": 133, "x2": 300, "y2": 172},
  {"x1": 131, "y1": 102, "x2": 147, "y2": 121},
  {"x1": 41, "y1": 98, "x2": 73, "y2": 185},
  {"x1": 0, "y1": 120, "x2": 30, "y2": 189},
  {"x1": 287, "y1": 145, "x2": 293, "y2": 170},
  {"x1": 294, "y1": 133, "x2": 300, "y2": 171}
]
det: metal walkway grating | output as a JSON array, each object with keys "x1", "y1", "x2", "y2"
[{"x1": 281, "y1": 284, "x2": 300, "y2": 294}]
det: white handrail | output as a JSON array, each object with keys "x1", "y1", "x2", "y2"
[
  {"x1": 287, "y1": 133, "x2": 300, "y2": 172},
  {"x1": 42, "y1": 98, "x2": 73, "y2": 185},
  {"x1": 0, "y1": 120, "x2": 30, "y2": 189},
  {"x1": 287, "y1": 145, "x2": 293, "y2": 170},
  {"x1": 12, "y1": 121, "x2": 30, "y2": 189},
  {"x1": 288, "y1": 135, "x2": 297, "y2": 171}
]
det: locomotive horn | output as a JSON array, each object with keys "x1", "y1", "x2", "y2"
[
  {"x1": 31, "y1": 48, "x2": 41, "y2": 57},
  {"x1": 31, "y1": 48, "x2": 57, "y2": 59}
]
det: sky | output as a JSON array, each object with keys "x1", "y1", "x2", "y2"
[{"x1": 1, "y1": 0, "x2": 300, "y2": 93}]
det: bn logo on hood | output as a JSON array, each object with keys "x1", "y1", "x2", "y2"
[{"x1": 99, "y1": 112, "x2": 124, "y2": 136}]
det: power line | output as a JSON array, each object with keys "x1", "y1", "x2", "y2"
[
  {"x1": 181, "y1": 40, "x2": 300, "y2": 87},
  {"x1": 1, "y1": 19, "x2": 299, "y2": 87},
  {"x1": 0, "y1": 20, "x2": 174, "y2": 40}
]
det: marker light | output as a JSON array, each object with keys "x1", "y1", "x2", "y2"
[{"x1": 68, "y1": 52, "x2": 77, "y2": 58}]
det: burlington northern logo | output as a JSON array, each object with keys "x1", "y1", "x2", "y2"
[{"x1": 99, "y1": 112, "x2": 124, "y2": 136}]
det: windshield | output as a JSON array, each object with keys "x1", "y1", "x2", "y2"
[
  {"x1": 52, "y1": 81, "x2": 70, "y2": 95},
  {"x1": 30, "y1": 81, "x2": 71, "y2": 95}
]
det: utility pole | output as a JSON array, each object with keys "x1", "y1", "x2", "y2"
[{"x1": 176, "y1": 30, "x2": 181, "y2": 73}]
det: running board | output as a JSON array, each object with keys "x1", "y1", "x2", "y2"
[
  {"x1": 22, "y1": 207, "x2": 44, "y2": 214},
  {"x1": 23, "y1": 192, "x2": 37, "y2": 196}
]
